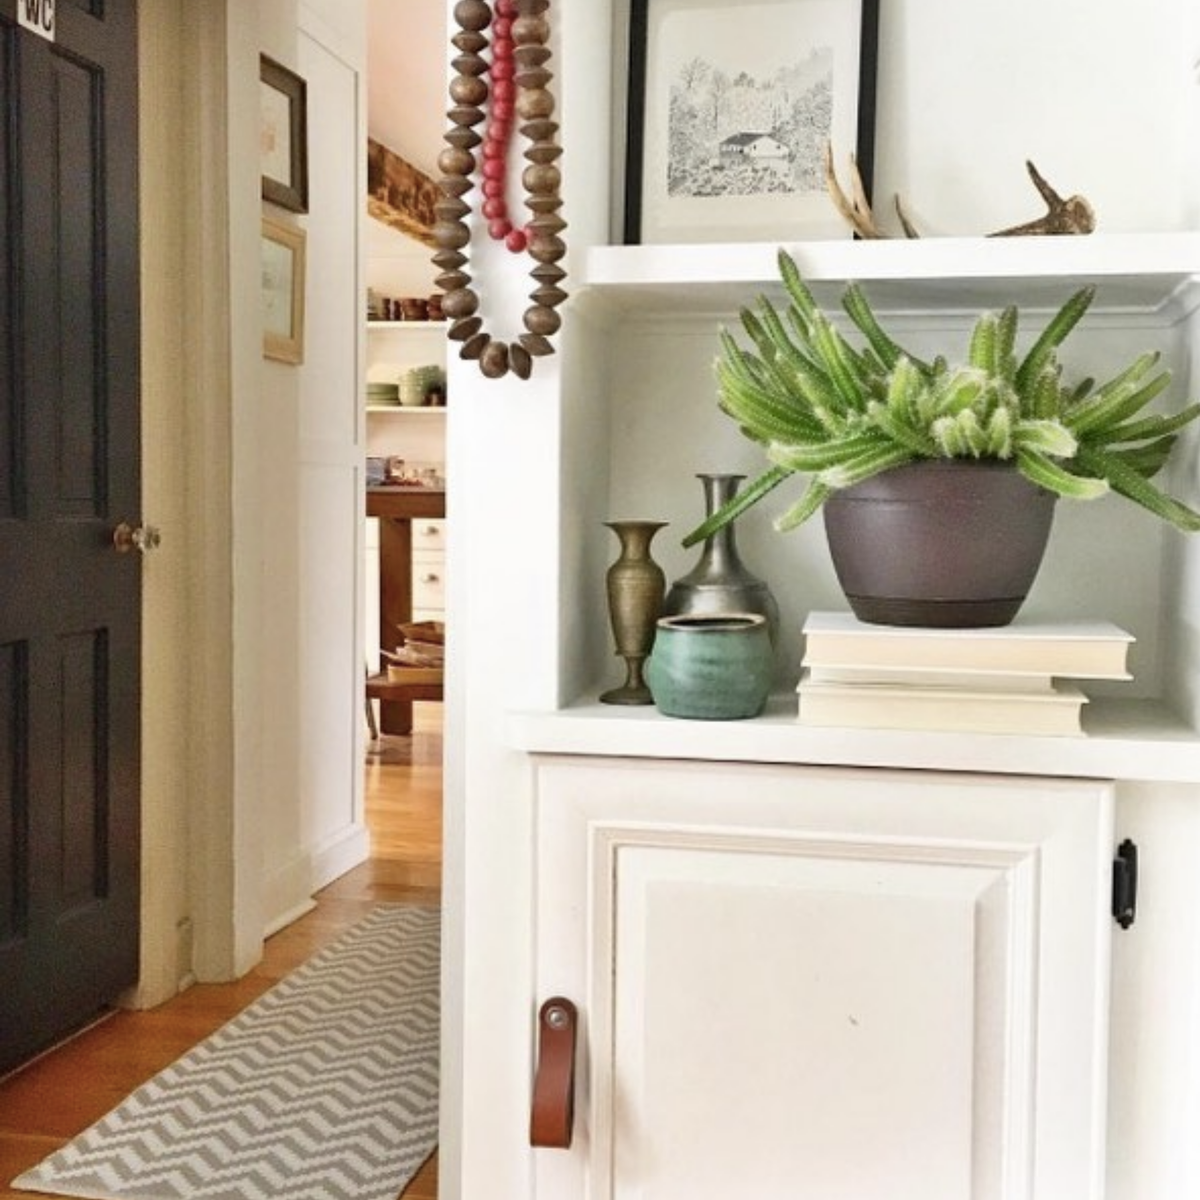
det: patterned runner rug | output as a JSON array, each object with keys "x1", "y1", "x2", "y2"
[{"x1": 14, "y1": 905, "x2": 440, "y2": 1200}]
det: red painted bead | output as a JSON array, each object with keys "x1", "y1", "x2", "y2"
[
  {"x1": 489, "y1": 217, "x2": 513, "y2": 239},
  {"x1": 493, "y1": 17, "x2": 512, "y2": 39},
  {"x1": 491, "y1": 99, "x2": 514, "y2": 123},
  {"x1": 482, "y1": 178, "x2": 504, "y2": 198},
  {"x1": 505, "y1": 228, "x2": 528, "y2": 253},
  {"x1": 482, "y1": 196, "x2": 507, "y2": 219},
  {"x1": 482, "y1": 137, "x2": 505, "y2": 158},
  {"x1": 491, "y1": 78, "x2": 515, "y2": 103},
  {"x1": 496, "y1": 0, "x2": 517, "y2": 16},
  {"x1": 482, "y1": 156, "x2": 505, "y2": 180}
]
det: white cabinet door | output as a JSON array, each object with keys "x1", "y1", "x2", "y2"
[{"x1": 532, "y1": 758, "x2": 1114, "y2": 1200}]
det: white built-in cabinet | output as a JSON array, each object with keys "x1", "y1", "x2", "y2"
[
  {"x1": 497, "y1": 236, "x2": 1200, "y2": 1200},
  {"x1": 533, "y1": 757, "x2": 1114, "y2": 1200}
]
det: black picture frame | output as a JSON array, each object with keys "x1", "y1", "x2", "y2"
[
  {"x1": 260, "y1": 54, "x2": 309, "y2": 214},
  {"x1": 623, "y1": 0, "x2": 879, "y2": 245}
]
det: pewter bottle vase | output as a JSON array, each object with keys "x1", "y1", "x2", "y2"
[
  {"x1": 600, "y1": 520, "x2": 668, "y2": 705},
  {"x1": 664, "y1": 474, "x2": 780, "y2": 642}
]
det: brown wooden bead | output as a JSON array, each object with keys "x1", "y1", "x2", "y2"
[
  {"x1": 527, "y1": 234, "x2": 566, "y2": 263},
  {"x1": 516, "y1": 0, "x2": 550, "y2": 12},
  {"x1": 436, "y1": 270, "x2": 472, "y2": 292},
  {"x1": 450, "y1": 30, "x2": 487, "y2": 54},
  {"x1": 516, "y1": 88, "x2": 554, "y2": 121},
  {"x1": 530, "y1": 261, "x2": 566, "y2": 284},
  {"x1": 444, "y1": 126, "x2": 483, "y2": 150},
  {"x1": 524, "y1": 194, "x2": 564, "y2": 214},
  {"x1": 510, "y1": 342, "x2": 533, "y2": 379},
  {"x1": 435, "y1": 195, "x2": 471, "y2": 221},
  {"x1": 524, "y1": 304, "x2": 561, "y2": 336},
  {"x1": 528, "y1": 212, "x2": 567, "y2": 236},
  {"x1": 442, "y1": 287, "x2": 481, "y2": 319},
  {"x1": 438, "y1": 175, "x2": 473, "y2": 198},
  {"x1": 460, "y1": 332, "x2": 490, "y2": 360},
  {"x1": 433, "y1": 248, "x2": 468, "y2": 271},
  {"x1": 438, "y1": 146, "x2": 475, "y2": 177},
  {"x1": 531, "y1": 284, "x2": 568, "y2": 308},
  {"x1": 522, "y1": 163, "x2": 560, "y2": 195},
  {"x1": 513, "y1": 15, "x2": 549, "y2": 44},
  {"x1": 514, "y1": 44, "x2": 552, "y2": 68},
  {"x1": 520, "y1": 332, "x2": 555, "y2": 357},
  {"x1": 450, "y1": 74, "x2": 488, "y2": 106},
  {"x1": 514, "y1": 66, "x2": 552, "y2": 91},
  {"x1": 524, "y1": 142, "x2": 562, "y2": 165},
  {"x1": 433, "y1": 220, "x2": 471, "y2": 251},
  {"x1": 479, "y1": 340, "x2": 510, "y2": 378},
  {"x1": 448, "y1": 315, "x2": 483, "y2": 342},
  {"x1": 454, "y1": 0, "x2": 492, "y2": 33},
  {"x1": 448, "y1": 103, "x2": 487, "y2": 128},
  {"x1": 519, "y1": 118, "x2": 558, "y2": 144},
  {"x1": 452, "y1": 52, "x2": 489, "y2": 76}
]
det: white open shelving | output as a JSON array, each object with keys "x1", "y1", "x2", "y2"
[{"x1": 512, "y1": 233, "x2": 1200, "y2": 782}]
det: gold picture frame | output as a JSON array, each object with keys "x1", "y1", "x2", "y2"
[{"x1": 261, "y1": 217, "x2": 306, "y2": 364}]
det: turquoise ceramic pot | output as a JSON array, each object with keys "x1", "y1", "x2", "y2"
[{"x1": 646, "y1": 613, "x2": 773, "y2": 720}]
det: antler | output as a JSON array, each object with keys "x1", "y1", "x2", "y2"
[
  {"x1": 988, "y1": 160, "x2": 1096, "y2": 236},
  {"x1": 823, "y1": 142, "x2": 921, "y2": 238},
  {"x1": 824, "y1": 144, "x2": 1095, "y2": 239}
]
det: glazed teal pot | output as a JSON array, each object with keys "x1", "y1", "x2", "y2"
[{"x1": 646, "y1": 613, "x2": 773, "y2": 720}]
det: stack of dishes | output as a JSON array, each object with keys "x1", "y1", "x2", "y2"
[{"x1": 366, "y1": 381, "x2": 400, "y2": 407}]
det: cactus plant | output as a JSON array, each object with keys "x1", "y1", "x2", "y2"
[{"x1": 684, "y1": 249, "x2": 1200, "y2": 546}]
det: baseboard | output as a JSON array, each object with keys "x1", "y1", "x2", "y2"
[{"x1": 311, "y1": 821, "x2": 371, "y2": 890}]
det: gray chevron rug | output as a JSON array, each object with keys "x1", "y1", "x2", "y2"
[{"x1": 13, "y1": 905, "x2": 440, "y2": 1200}]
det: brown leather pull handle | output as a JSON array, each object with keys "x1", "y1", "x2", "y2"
[{"x1": 530, "y1": 997, "x2": 577, "y2": 1148}]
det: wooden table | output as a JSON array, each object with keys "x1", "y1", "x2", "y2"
[{"x1": 367, "y1": 486, "x2": 446, "y2": 734}]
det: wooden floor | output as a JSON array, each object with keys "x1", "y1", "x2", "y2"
[{"x1": 0, "y1": 704, "x2": 444, "y2": 1200}]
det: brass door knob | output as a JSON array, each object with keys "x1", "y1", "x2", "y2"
[{"x1": 112, "y1": 521, "x2": 162, "y2": 554}]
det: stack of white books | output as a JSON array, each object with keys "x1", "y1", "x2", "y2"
[{"x1": 797, "y1": 611, "x2": 1135, "y2": 737}]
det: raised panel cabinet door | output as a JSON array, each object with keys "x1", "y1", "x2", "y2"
[{"x1": 532, "y1": 758, "x2": 1114, "y2": 1200}]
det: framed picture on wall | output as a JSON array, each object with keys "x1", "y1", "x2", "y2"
[
  {"x1": 261, "y1": 217, "x2": 306, "y2": 364},
  {"x1": 623, "y1": 0, "x2": 879, "y2": 244},
  {"x1": 260, "y1": 54, "x2": 309, "y2": 213}
]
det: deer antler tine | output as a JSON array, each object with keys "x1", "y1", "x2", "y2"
[
  {"x1": 989, "y1": 161, "x2": 1096, "y2": 237},
  {"x1": 894, "y1": 195, "x2": 921, "y2": 240},
  {"x1": 824, "y1": 142, "x2": 886, "y2": 239}
]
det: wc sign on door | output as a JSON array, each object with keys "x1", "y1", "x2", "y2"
[{"x1": 18, "y1": 0, "x2": 55, "y2": 41}]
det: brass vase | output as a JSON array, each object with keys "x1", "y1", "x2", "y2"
[{"x1": 600, "y1": 520, "x2": 667, "y2": 705}]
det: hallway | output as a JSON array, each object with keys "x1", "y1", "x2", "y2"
[{"x1": 0, "y1": 706, "x2": 443, "y2": 1200}]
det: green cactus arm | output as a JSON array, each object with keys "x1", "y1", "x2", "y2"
[
  {"x1": 818, "y1": 440, "x2": 916, "y2": 489},
  {"x1": 840, "y1": 282, "x2": 932, "y2": 375},
  {"x1": 1015, "y1": 448, "x2": 1109, "y2": 500},
  {"x1": 716, "y1": 357, "x2": 827, "y2": 444},
  {"x1": 1065, "y1": 352, "x2": 1167, "y2": 436},
  {"x1": 767, "y1": 429, "x2": 895, "y2": 473},
  {"x1": 983, "y1": 405, "x2": 1015, "y2": 457},
  {"x1": 1014, "y1": 286, "x2": 1095, "y2": 395},
  {"x1": 1089, "y1": 402, "x2": 1200, "y2": 447},
  {"x1": 866, "y1": 400, "x2": 937, "y2": 456},
  {"x1": 996, "y1": 305, "x2": 1019, "y2": 377},
  {"x1": 1024, "y1": 362, "x2": 1065, "y2": 420},
  {"x1": 968, "y1": 312, "x2": 1000, "y2": 376},
  {"x1": 681, "y1": 464, "x2": 793, "y2": 548},
  {"x1": 1011, "y1": 418, "x2": 1078, "y2": 459},
  {"x1": 808, "y1": 314, "x2": 872, "y2": 413},
  {"x1": 775, "y1": 249, "x2": 822, "y2": 328},
  {"x1": 773, "y1": 478, "x2": 834, "y2": 532},
  {"x1": 1073, "y1": 443, "x2": 1200, "y2": 531},
  {"x1": 1101, "y1": 436, "x2": 1177, "y2": 479}
]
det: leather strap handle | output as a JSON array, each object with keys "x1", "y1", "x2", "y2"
[{"x1": 530, "y1": 997, "x2": 577, "y2": 1148}]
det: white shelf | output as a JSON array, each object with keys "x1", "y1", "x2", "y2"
[
  {"x1": 365, "y1": 405, "x2": 446, "y2": 415},
  {"x1": 366, "y1": 320, "x2": 447, "y2": 331},
  {"x1": 508, "y1": 694, "x2": 1200, "y2": 784},
  {"x1": 581, "y1": 232, "x2": 1200, "y2": 318}
]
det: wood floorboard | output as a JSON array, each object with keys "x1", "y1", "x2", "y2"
[{"x1": 0, "y1": 704, "x2": 443, "y2": 1200}]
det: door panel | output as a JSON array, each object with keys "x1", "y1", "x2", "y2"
[
  {"x1": 0, "y1": 0, "x2": 141, "y2": 1074},
  {"x1": 534, "y1": 758, "x2": 1114, "y2": 1200}
]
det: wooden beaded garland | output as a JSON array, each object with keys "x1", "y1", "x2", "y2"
[{"x1": 434, "y1": 0, "x2": 568, "y2": 381}]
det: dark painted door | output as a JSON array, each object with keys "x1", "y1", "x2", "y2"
[{"x1": 0, "y1": 0, "x2": 141, "y2": 1074}]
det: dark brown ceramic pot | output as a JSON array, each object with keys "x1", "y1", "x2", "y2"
[{"x1": 822, "y1": 459, "x2": 1057, "y2": 627}]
